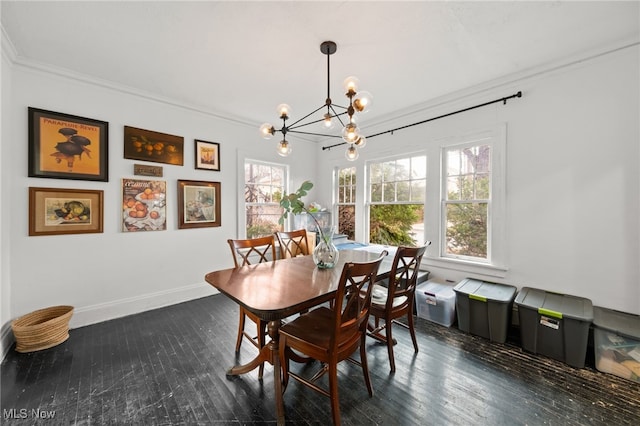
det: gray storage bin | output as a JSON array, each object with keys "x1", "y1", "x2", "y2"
[
  {"x1": 593, "y1": 306, "x2": 640, "y2": 383},
  {"x1": 453, "y1": 278, "x2": 517, "y2": 343},
  {"x1": 515, "y1": 287, "x2": 593, "y2": 368}
]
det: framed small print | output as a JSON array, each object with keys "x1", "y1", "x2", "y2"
[
  {"x1": 178, "y1": 180, "x2": 221, "y2": 229},
  {"x1": 124, "y1": 126, "x2": 184, "y2": 166},
  {"x1": 29, "y1": 187, "x2": 104, "y2": 236},
  {"x1": 195, "y1": 140, "x2": 220, "y2": 171},
  {"x1": 28, "y1": 107, "x2": 109, "y2": 181}
]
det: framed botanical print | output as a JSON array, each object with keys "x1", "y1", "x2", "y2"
[
  {"x1": 177, "y1": 179, "x2": 221, "y2": 229},
  {"x1": 28, "y1": 107, "x2": 109, "y2": 181}
]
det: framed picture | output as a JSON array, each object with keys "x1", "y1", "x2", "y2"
[
  {"x1": 195, "y1": 140, "x2": 220, "y2": 171},
  {"x1": 29, "y1": 187, "x2": 104, "y2": 236},
  {"x1": 124, "y1": 126, "x2": 184, "y2": 166},
  {"x1": 122, "y1": 178, "x2": 167, "y2": 232},
  {"x1": 28, "y1": 107, "x2": 109, "y2": 181},
  {"x1": 177, "y1": 180, "x2": 221, "y2": 229}
]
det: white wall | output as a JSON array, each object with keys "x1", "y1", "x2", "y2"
[
  {"x1": 0, "y1": 60, "x2": 318, "y2": 356},
  {"x1": 319, "y1": 45, "x2": 640, "y2": 315}
]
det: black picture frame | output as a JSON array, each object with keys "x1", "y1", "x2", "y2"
[
  {"x1": 195, "y1": 140, "x2": 220, "y2": 171},
  {"x1": 28, "y1": 107, "x2": 109, "y2": 181}
]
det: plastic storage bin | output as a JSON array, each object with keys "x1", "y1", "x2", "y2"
[
  {"x1": 453, "y1": 278, "x2": 517, "y2": 343},
  {"x1": 593, "y1": 306, "x2": 640, "y2": 383},
  {"x1": 515, "y1": 287, "x2": 593, "y2": 368},
  {"x1": 415, "y1": 280, "x2": 456, "y2": 327}
]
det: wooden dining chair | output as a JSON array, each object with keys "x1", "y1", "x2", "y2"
[
  {"x1": 275, "y1": 229, "x2": 310, "y2": 259},
  {"x1": 279, "y1": 251, "x2": 388, "y2": 425},
  {"x1": 367, "y1": 242, "x2": 431, "y2": 373},
  {"x1": 227, "y1": 236, "x2": 277, "y2": 377}
]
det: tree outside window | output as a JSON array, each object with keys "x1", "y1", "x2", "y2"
[
  {"x1": 337, "y1": 167, "x2": 356, "y2": 240},
  {"x1": 368, "y1": 155, "x2": 426, "y2": 246},
  {"x1": 244, "y1": 160, "x2": 285, "y2": 238},
  {"x1": 444, "y1": 144, "x2": 490, "y2": 259}
]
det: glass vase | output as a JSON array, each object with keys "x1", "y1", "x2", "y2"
[{"x1": 313, "y1": 226, "x2": 339, "y2": 269}]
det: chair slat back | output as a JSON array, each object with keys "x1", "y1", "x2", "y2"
[
  {"x1": 386, "y1": 243, "x2": 431, "y2": 306},
  {"x1": 276, "y1": 229, "x2": 310, "y2": 259},
  {"x1": 227, "y1": 236, "x2": 277, "y2": 267},
  {"x1": 333, "y1": 251, "x2": 388, "y2": 343}
]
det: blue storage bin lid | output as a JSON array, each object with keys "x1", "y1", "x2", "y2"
[
  {"x1": 593, "y1": 306, "x2": 640, "y2": 340},
  {"x1": 514, "y1": 287, "x2": 593, "y2": 322},
  {"x1": 453, "y1": 278, "x2": 516, "y2": 303}
]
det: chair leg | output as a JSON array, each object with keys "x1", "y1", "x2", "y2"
[
  {"x1": 328, "y1": 362, "x2": 341, "y2": 426},
  {"x1": 407, "y1": 312, "x2": 419, "y2": 353},
  {"x1": 360, "y1": 334, "x2": 373, "y2": 396},
  {"x1": 258, "y1": 321, "x2": 266, "y2": 379},
  {"x1": 386, "y1": 319, "x2": 396, "y2": 373},
  {"x1": 279, "y1": 337, "x2": 290, "y2": 391},
  {"x1": 235, "y1": 309, "x2": 245, "y2": 353}
]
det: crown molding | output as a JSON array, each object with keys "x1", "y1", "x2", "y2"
[{"x1": 361, "y1": 36, "x2": 640, "y2": 134}]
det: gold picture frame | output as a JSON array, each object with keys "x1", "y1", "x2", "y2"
[{"x1": 29, "y1": 187, "x2": 104, "y2": 236}]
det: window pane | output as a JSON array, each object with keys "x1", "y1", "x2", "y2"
[
  {"x1": 396, "y1": 158, "x2": 410, "y2": 180},
  {"x1": 371, "y1": 183, "x2": 382, "y2": 202},
  {"x1": 475, "y1": 173, "x2": 490, "y2": 199},
  {"x1": 245, "y1": 205, "x2": 282, "y2": 238},
  {"x1": 396, "y1": 181, "x2": 410, "y2": 202},
  {"x1": 445, "y1": 202, "x2": 487, "y2": 258},
  {"x1": 411, "y1": 156, "x2": 427, "y2": 179},
  {"x1": 411, "y1": 180, "x2": 425, "y2": 202},
  {"x1": 370, "y1": 163, "x2": 382, "y2": 183},
  {"x1": 369, "y1": 204, "x2": 424, "y2": 246},
  {"x1": 382, "y1": 182, "x2": 395, "y2": 202},
  {"x1": 338, "y1": 205, "x2": 355, "y2": 240}
]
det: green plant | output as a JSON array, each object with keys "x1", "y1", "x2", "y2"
[{"x1": 279, "y1": 180, "x2": 326, "y2": 239}]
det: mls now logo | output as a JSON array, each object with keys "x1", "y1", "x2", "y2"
[{"x1": 3, "y1": 408, "x2": 56, "y2": 419}]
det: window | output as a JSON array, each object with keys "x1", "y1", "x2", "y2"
[
  {"x1": 367, "y1": 154, "x2": 427, "y2": 246},
  {"x1": 336, "y1": 167, "x2": 356, "y2": 240},
  {"x1": 440, "y1": 126, "x2": 505, "y2": 267},
  {"x1": 244, "y1": 160, "x2": 286, "y2": 238}
]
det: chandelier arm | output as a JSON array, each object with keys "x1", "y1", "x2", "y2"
[
  {"x1": 329, "y1": 105, "x2": 348, "y2": 127},
  {"x1": 287, "y1": 130, "x2": 344, "y2": 138},
  {"x1": 286, "y1": 104, "x2": 327, "y2": 128}
]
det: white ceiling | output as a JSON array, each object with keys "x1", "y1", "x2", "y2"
[{"x1": 2, "y1": 1, "x2": 639, "y2": 138}]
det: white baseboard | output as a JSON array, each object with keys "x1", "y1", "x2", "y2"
[
  {"x1": 70, "y1": 282, "x2": 219, "y2": 329},
  {"x1": 1, "y1": 283, "x2": 219, "y2": 360}
]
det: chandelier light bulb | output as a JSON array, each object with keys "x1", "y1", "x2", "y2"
[
  {"x1": 345, "y1": 145, "x2": 359, "y2": 161},
  {"x1": 354, "y1": 135, "x2": 367, "y2": 148},
  {"x1": 343, "y1": 76, "x2": 360, "y2": 95},
  {"x1": 342, "y1": 122, "x2": 359, "y2": 143},
  {"x1": 276, "y1": 104, "x2": 291, "y2": 119},
  {"x1": 353, "y1": 91, "x2": 373, "y2": 113},
  {"x1": 277, "y1": 139, "x2": 292, "y2": 157},
  {"x1": 322, "y1": 112, "x2": 335, "y2": 130},
  {"x1": 259, "y1": 123, "x2": 275, "y2": 139}
]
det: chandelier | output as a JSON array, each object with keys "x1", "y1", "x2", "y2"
[{"x1": 259, "y1": 41, "x2": 373, "y2": 161}]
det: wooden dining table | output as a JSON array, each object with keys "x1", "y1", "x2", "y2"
[{"x1": 204, "y1": 248, "x2": 391, "y2": 425}]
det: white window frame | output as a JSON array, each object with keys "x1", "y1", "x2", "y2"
[
  {"x1": 335, "y1": 166, "x2": 357, "y2": 240},
  {"x1": 364, "y1": 151, "x2": 428, "y2": 246},
  {"x1": 241, "y1": 158, "x2": 288, "y2": 238},
  {"x1": 434, "y1": 125, "x2": 507, "y2": 275}
]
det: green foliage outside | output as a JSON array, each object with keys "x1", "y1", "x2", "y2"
[{"x1": 369, "y1": 204, "x2": 422, "y2": 246}]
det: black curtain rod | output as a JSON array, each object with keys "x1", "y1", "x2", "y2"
[{"x1": 322, "y1": 91, "x2": 522, "y2": 151}]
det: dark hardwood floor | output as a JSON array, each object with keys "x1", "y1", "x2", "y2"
[{"x1": 2, "y1": 294, "x2": 639, "y2": 425}]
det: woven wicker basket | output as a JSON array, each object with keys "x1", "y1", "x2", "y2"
[{"x1": 11, "y1": 305, "x2": 74, "y2": 353}]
